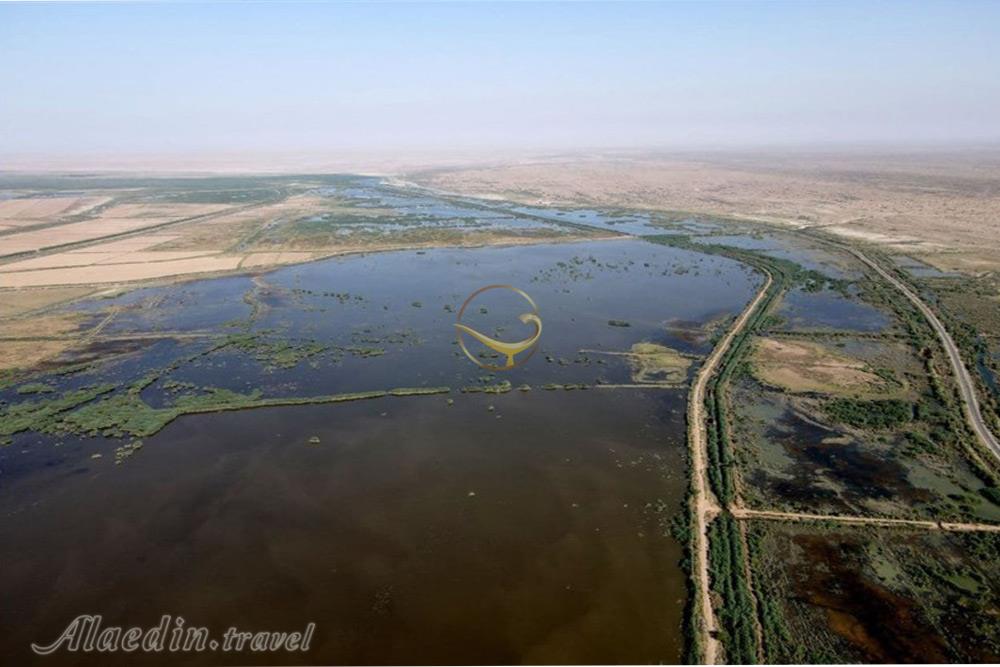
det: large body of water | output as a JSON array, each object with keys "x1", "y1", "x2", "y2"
[{"x1": 0, "y1": 181, "x2": 769, "y2": 665}]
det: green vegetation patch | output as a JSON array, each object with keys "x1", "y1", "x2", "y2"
[
  {"x1": 0, "y1": 384, "x2": 116, "y2": 437},
  {"x1": 708, "y1": 514, "x2": 759, "y2": 664},
  {"x1": 460, "y1": 380, "x2": 513, "y2": 394},
  {"x1": 628, "y1": 342, "x2": 692, "y2": 384},
  {"x1": 824, "y1": 398, "x2": 913, "y2": 429},
  {"x1": 1, "y1": 375, "x2": 450, "y2": 440},
  {"x1": 387, "y1": 386, "x2": 450, "y2": 397},
  {"x1": 56, "y1": 387, "x2": 264, "y2": 438},
  {"x1": 224, "y1": 332, "x2": 330, "y2": 369},
  {"x1": 647, "y1": 233, "x2": 850, "y2": 294},
  {"x1": 16, "y1": 382, "x2": 56, "y2": 395}
]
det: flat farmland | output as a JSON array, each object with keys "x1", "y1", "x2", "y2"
[
  {"x1": 0, "y1": 202, "x2": 231, "y2": 255},
  {"x1": 0, "y1": 176, "x2": 607, "y2": 289},
  {"x1": 0, "y1": 195, "x2": 112, "y2": 228}
]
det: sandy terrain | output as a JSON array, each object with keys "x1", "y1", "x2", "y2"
[
  {"x1": 240, "y1": 251, "x2": 321, "y2": 268},
  {"x1": 412, "y1": 151, "x2": 1000, "y2": 273},
  {"x1": 67, "y1": 235, "x2": 184, "y2": 254},
  {"x1": 0, "y1": 196, "x2": 301, "y2": 286},
  {"x1": 0, "y1": 340, "x2": 75, "y2": 372},
  {"x1": 0, "y1": 312, "x2": 86, "y2": 338},
  {"x1": 0, "y1": 196, "x2": 111, "y2": 225},
  {"x1": 751, "y1": 337, "x2": 887, "y2": 395},
  {"x1": 0, "y1": 202, "x2": 232, "y2": 257},
  {"x1": 0, "y1": 234, "x2": 598, "y2": 288},
  {"x1": 0, "y1": 249, "x2": 215, "y2": 272},
  {"x1": 0, "y1": 255, "x2": 246, "y2": 288},
  {"x1": 152, "y1": 195, "x2": 334, "y2": 251},
  {"x1": 0, "y1": 286, "x2": 96, "y2": 318},
  {"x1": 1, "y1": 219, "x2": 170, "y2": 255},
  {"x1": 0, "y1": 186, "x2": 606, "y2": 288},
  {"x1": 0, "y1": 312, "x2": 92, "y2": 370}
]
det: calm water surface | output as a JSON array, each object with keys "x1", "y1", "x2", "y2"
[
  {"x1": 1, "y1": 389, "x2": 688, "y2": 665},
  {"x1": 0, "y1": 201, "x2": 764, "y2": 665},
  {"x1": 2, "y1": 180, "x2": 896, "y2": 664}
]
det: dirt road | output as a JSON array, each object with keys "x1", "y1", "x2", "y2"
[
  {"x1": 687, "y1": 269, "x2": 773, "y2": 665},
  {"x1": 731, "y1": 507, "x2": 1000, "y2": 532},
  {"x1": 849, "y1": 248, "x2": 1000, "y2": 463}
]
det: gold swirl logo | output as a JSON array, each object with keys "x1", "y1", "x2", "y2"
[{"x1": 454, "y1": 285, "x2": 542, "y2": 371}]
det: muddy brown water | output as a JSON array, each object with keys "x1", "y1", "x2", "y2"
[
  {"x1": 3, "y1": 228, "x2": 760, "y2": 664},
  {"x1": 1, "y1": 390, "x2": 687, "y2": 665}
]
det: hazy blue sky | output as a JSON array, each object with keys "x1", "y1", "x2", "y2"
[{"x1": 2, "y1": 1, "x2": 999, "y2": 156}]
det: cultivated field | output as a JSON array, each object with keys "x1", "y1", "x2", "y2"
[
  {"x1": 0, "y1": 174, "x2": 611, "y2": 372},
  {"x1": 0, "y1": 176, "x2": 605, "y2": 290}
]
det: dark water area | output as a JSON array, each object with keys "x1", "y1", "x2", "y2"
[
  {"x1": 890, "y1": 255, "x2": 957, "y2": 279},
  {"x1": 775, "y1": 287, "x2": 894, "y2": 332},
  {"x1": 323, "y1": 180, "x2": 565, "y2": 234},
  {"x1": 505, "y1": 205, "x2": 664, "y2": 236},
  {"x1": 757, "y1": 405, "x2": 933, "y2": 515},
  {"x1": 0, "y1": 210, "x2": 765, "y2": 664},
  {"x1": 730, "y1": 370, "x2": 938, "y2": 518},
  {"x1": 0, "y1": 176, "x2": 904, "y2": 664},
  {"x1": 0, "y1": 389, "x2": 687, "y2": 665},
  {"x1": 977, "y1": 348, "x2": 999, "y2": 397},
  {"x1": 694, "y1": 234, "x2": 863, "y2": 281},
  {"x1": 788, "y1": 532, "x2": 952, "y2": 663},
  {"x1": 49, "y1": 240, "x2": 760, "y2": 406},
  {"x1": 68, "y1": 276, "x2": 255, "y2": 334}
]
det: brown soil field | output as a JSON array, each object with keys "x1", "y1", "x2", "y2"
[
  {"x1": 1, "y1": 253, "x2": 125, "y2": 271},
  {"x1": 96, "y1": 202, "x2": 229, "y2": 220},
  {"x1": 0, "y1": 312, "x2": 86, "y2": 338},
  {"x1": 0, "y1": 255, "x2": 246, "y2": 288},
  {"x1": 152, "y1": 195, "x2": 334, "y2": 251},
  {"x1": 67, "y1": 235, "x2": 181, "y2": 254},
  {"x1": 0, "y1": 196, "x2": 324, "y2": 285},
  {"x1": 0, "y1": 234, "x2": 603, "y2": 288},
  {"x1": 0, "y1": 286, "x2": 96, "y2": 318},
  {"x1": 0, "y1": 195, "x2": 111, "y2": 223},
  {"x1": 751, "y1": 337, "x2": 889, "y2": 395},
  {"x1": 0, "y1": 249, "x2": 215, "y2": 272},
  {"x1": 0, "y1": 202, "x2": 231, "y2": 256},
  {"x1": 411, "y1": 151, "x2": 1000, "y2": 272},
  {"x1": 0, "y1": 235, "x2": 190, "y2": 272},
  {"x1": 0, "y1": 313, "x2": 90, "y2": 371},
  {"x1": 0, "y1": 180, "x2": 615, "y2": 289},
  {"x1": 0, "y1": 339, "x2": 75, "y2": 372},
  {"x1": 240, "y1": 251, "x2": 321, "y2": 268}
]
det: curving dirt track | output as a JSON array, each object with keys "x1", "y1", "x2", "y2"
[{"x1": 849, "y1": 248, "x2": 1000, "y2": 463}]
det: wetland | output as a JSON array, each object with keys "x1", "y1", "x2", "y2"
[{"x1": 1, "y1": 174, "x2": 998, "y2": 664}]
